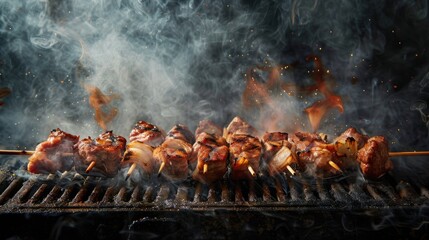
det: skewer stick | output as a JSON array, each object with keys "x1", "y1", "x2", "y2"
[
  {"x1": 0, "y1": 150, "x2": 35, "y2": 155},
  {"x1": 0, "y1": 150, "x2": 73, "y2": 157},
  {"x1": 248, "y1": 165, "x2": 256, "y2": 177},
  {"x1": 286, "y1": 165, "x2": 296, "y2": 176},
  {"x1": 157, "y1": 161, "x2": 166, "y2": 177},
  {"x1": 328, "y1": 160, "x2": 343, "y2": 173},
  {"x1": 125, "y1": 163, "x2": 137, "y2": 181},
  {"x1": 389, "y1": 151, "x2": 429, "y2": 157},
  {"x1": 203, "y1": 163, "x2": 208, "y2": 174},
  {"x1": 85, "y1": 161, "x2": 96, "y2": 173}
]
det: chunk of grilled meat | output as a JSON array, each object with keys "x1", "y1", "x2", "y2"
[
  {"x1": 229, "y1": 134, "x2": 262, "y2": 180},
  {"x1": 122, "y1": 121, "x2": 166, "y2": 176},
  {"x1": 290, "y1": 132, "x2": 342, "y2": 175},
  {"x1": 298, "y1": 147, "x2": 341, "y2": 175},
  {"x1": 28, "y1": 128, "x2": 79, "y2": 174},
  {"x1": 357, "y1": 136, "x2": 392, "y2": 179},
  {"x1": 129, "y1": 121, "x2": 166, "y2": 147},
  {"x1": 290, "y1": 132, "x2": 328, "y2": 152},
  {"x1": 190, "y1": 120, "x2": 226, "y2": 169},
  {"x1": 166, "y1": 124, "x2": 195, "y2": 144},
  {"x1": 225, "y1": 116, "x2": 259, "y2": 143},
  {"x1": 195, "y1": 119, "x2": 223, "y2": 137},
  {"x1": 334, "y1": 128, "x2": 368, "y2": 158},
  {"x1": 192, "y1": 132, "x2": 228, "y2": 184},
  {"x1": 262, "y1": 132, "x2": 297, "y2": 176},
  {"x1": 154, "y1": 125, "x2": 193, "y2": 181},
  {"x1": 262, "y1": 132, "x2": 290, "y2": 160},
  {"x1": 74, "y1": 131, "x2": 126, "y2": 177}
]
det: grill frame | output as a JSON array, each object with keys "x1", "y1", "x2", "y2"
[
  {"x1": 1, "y1": 168, "x2": 429, "y2": 239},
  {"x1": 0, "y1": 168, "x2": 428, "y2": 213}
]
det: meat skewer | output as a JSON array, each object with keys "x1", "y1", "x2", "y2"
[
  {"x1": 1, "y1": 124, "x2": 428, "y2": 180},
  {"x1": 225, "y1": 117, "x2": 262, "y2": 180},
  {"x1": 0, "y1": 150, "x2": 74, "y2": 156},
  {"x1": 121, "y1": 121, "x2": 166, "y2": 180},
  {"x1": 191, "y1": 120, "x2": 229, "y2": 185},
  {"x1": 27, "y1": 128, "x2": 79, "y2": 174},
  {"x1": 262, "y1": 132, "x2": 298, "y2": 176},
  {"x1": 74, "y1": 130, "x2": 126, "y2": 177},
  {"x1": 153, "y1": 124, "x2": 194, "y2": 181},
  {"x1": 290, "y1": 132, "x2": 343, "y2": 176}
]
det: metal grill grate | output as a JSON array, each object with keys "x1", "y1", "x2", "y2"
[{"x1": 0, "y1": 168, "x2": 427, "y2": 213}]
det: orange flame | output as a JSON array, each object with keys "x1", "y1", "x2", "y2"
[
  {"x1": 242, "y1": 55, "x2": 344, "y2": 132},
  {"x1": 84, "y1": 84, "x2": 120, "y2": 131},
  {"x1": 304, "y1": 55, "x2": 344, "y2": 132}
]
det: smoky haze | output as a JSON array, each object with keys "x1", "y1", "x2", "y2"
[{"x1": 0, "y1": 1, "x2": 428, "y2": 185}]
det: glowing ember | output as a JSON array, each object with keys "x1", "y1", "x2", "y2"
[{"x1": 84, "y1": 84, "x2": 120, "y2": 131}]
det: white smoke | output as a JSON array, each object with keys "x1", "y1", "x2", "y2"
[{"x1": 0, "y1": 0, "x2": 428, "y2": 185}]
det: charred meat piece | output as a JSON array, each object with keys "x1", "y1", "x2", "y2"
[
  {"x1": 129, "y1": 121, "x2": 166, "y2": 147},
  {"x1": 357, "y1": 136, "x2": 392, "y2": 179},
  {"x1": 75, "y1": 131, "x2": 126, "y2": 177},
  {"x1": 225, "y1": 116, "x2": 259, "y2": 143},
  {"x1": 262, "y1": 132, "x2": 297, "y2": 176},
  {"x1": 192, "y1": 132, "x2": 228, "y2": 184},
  {"x1": 122, "y1": 121, "x2": 166, "y2": 176},
  {"x1": 166, "y1": 124, "x2": 195, "y2": 144},
  {"x1": 290, "y1": 132, "x2": 342, "y2": 175},
  {"x1": 298, "y1": 147, "x2": 342, "y2": 175},
  {"x1": 195, "y1": 119, "x2": 223, "y2": 137},
  {"x1": 229, "y1": 134, "x2": 262, "y2": 180},
  {"x1": 154, "y1": 125, "x2": 193, "y2": 181},
  {"x1": 334, "y1": 127, "x2": 369, "y2": 158},
  {"x1": 290, "y1": 132, "x2": 328, "y2": 152},
  {"x1": 262, "y1": 132, "x2": 290, "y2": 160},
  {"x1": 190, "y1": 120, "x2": 227, "y2": 169},
  {"x1": 28, "y1": 128, "x2": 79, "y2": 174}
]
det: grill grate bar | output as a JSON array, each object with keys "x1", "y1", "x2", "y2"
[
  {"x1": 366, "y1": 184, "x2": 383, "y2": 201},
  {"x1": 374, "y1": 185, "x2": 398, "y2": 202},
  {"x1": 71, "y1": 177, "x2": 93, "y2": 203},
  {"x1": 0, "y1": 168, "x2": 426, "y2": 209},
  {"x1": 87, "y1": 184, "x2": 103, "y2": 203},
  {"x1": 262, "y1": 182, "x2": 272, "y2": 202},
  {"x1": 274, "y1": 177, "x2": 285, "y2": 202},
  {"x1": 155, "y1": 184, "x2": 170, "y2": 203},
  {"x1": 396, "y1": 181, "x2": 418, "y2": 200},
  {"x1": 130, "y1": 186, "x2": 141, "y2": 203},
  {"x1": 175, "y1": 185, "x2": 188, "y2": 203},
  {"x1": 101, "y1": 186, "x2": 116, "y2": 203},
  {"x1": 234, "y1": 184, "x2": 244, "y2": 203},
  {"x1": 302, "y1": 179, "x2": 316, "y2": 202},
  {"x1": 11, "y1": 180, "x2": 36, "y2": 204},
  {"x1": 114, "y1": 187, "x2": 128, "y2": 203},
  {"x1": 193, "y1": 183, "x2": 202, "y2": 203},
  {"x1": 0, "y1": 178, "x2": 23, "y2": 205},
  {"x1": 220, "y1": 182, "x2": 229, "y2": 202},
  {"x1": 142, "y1": 186, "x2": 154, "y2": 203},
  {"x1": 207, "y1": 185, "x2": 217, "y2": 203},
  {"x1": 42, "y1": 185, "x2": 63, "y2": 204},
  {"x1": 288, "y1": 177, "x2": 300, "y2": 201},
  {"x1": 348, "y1": 183, "x2": 369, "y2": 201},
  {"x1": 29, "y1": 183, "x2": 50, "y2": 204},
  {"x1": 331, "y1": 183, "x2": 350, "y2": 202},
  {"x1": 316, "y1": 180, "x2": 330, "y2": 201}
]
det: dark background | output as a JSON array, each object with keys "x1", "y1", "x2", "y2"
[{"x1": 0, "y1": 0, "x2": 428, "y2": 185}]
